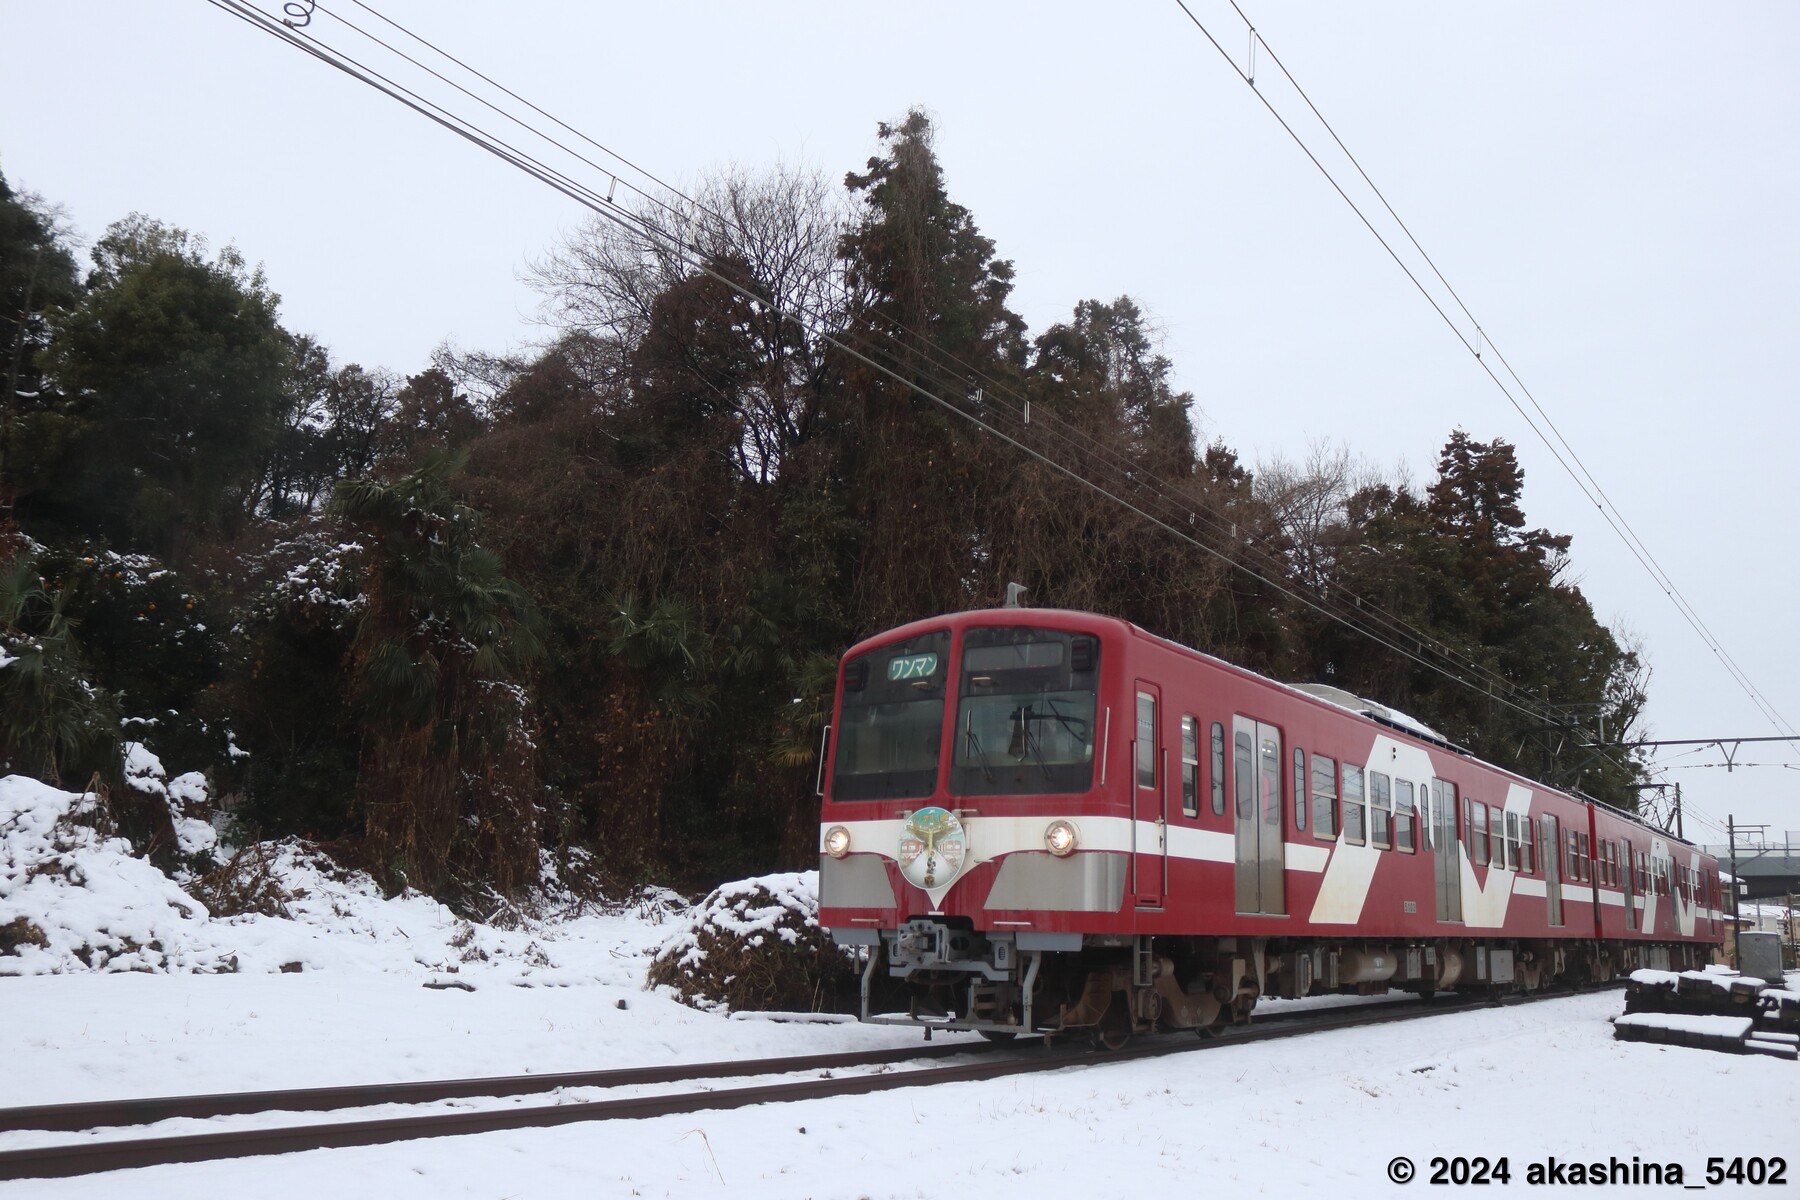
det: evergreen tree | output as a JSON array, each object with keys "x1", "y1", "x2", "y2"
[
  {"x1": 835, "y1": 110, "x2": 1029, "y2": 627},
  {"x1": 329, "y1": 450, "x2": 544, "y2": 896},
  {"x1": 0, "y1": 171, "x2": 82, "y2": 509},
  {"x1": 40, "y1": 215, "x2": 289, "y2": 563},
  {"x1": 1311, "y1": 432, "x2": 1648, "y2": 806}
]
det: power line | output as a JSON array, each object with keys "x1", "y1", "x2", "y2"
[
  {"x1": 207, "y1": 0, "x2": 1648, "y2": 783},
  {"x1": 328, "y1": 0, "x2": 1653, "y2": 754},
  {"x1": 1172, "y1": 0, "x2": 1799, "y2": 757}
]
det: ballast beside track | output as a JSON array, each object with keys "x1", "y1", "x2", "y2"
[{"x1": 0, "y1": 985, "x2": 1611, "y2": 1182}]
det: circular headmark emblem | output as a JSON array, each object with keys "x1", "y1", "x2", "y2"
[{"x1": 898, "y1": 806, "x2": 968, "y2": 892}]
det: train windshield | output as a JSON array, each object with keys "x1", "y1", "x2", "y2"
[
  {"x1": 951, "y1": 627, "x2": 1099, "y2": 796},
  {"x1": 830, "y1": 631, "x2": 950, "y2": 801}
]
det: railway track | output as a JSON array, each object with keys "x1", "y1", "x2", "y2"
[{"x1": 0, "y1": 985, "x2": 1609, "y2": 1182}]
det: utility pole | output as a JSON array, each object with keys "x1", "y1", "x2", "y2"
[
  {"x1": 1727, "y1": 816, "x2": 1772, "y2": 971},
  {"x1": 1729, "y1": 816, "x2": 1739, "y2": 970},
  {"x1": 1673, "y1": 781, "x2": 1683, "y2": 842}
]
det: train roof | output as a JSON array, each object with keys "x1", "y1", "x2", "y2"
[{"x1": 841, "y1": 607, "x2": 1712, "y2": 861}]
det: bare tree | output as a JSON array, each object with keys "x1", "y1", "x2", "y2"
[
  {"x1": 527, "y1": 165, "x2": 850, "y2": 484},
  {"x1": 1255, "y1": 439, "x2": 1392, "y2": 590}
]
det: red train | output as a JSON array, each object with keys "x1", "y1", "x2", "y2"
[{"x1": 817, "y1": 608, "x2": 1724, "y2": 1043}]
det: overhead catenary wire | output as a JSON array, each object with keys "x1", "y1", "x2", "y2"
[
  {"x1": 320, "y1": 1, "x2": 1597, "y2": 737},
  {"x1": 206, "y1": 0, "x2": 1648, "y2": 783},
  {"x1": 1174, "y1": 0, "x2": 1799, "y2": 759},
  {"x1": 303, "y1": 0, "x2": 1642, "y2": 748}
]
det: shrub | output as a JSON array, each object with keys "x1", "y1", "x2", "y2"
[{"x1": 646, "y1": 871, "x2": 858, "y2": 1013}]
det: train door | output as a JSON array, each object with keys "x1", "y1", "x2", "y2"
[
  {"x1": 1232, "y1": 715, "x2": 1286, "y2": 916},
  {"x1": 1431, "y1": 779, "x2": 1463, "y2": 922},
  {"x1": 1623, "y1": 837, "x2": 1638, "y2": 931},
  {"x1": 1132, "y1": 685, "x2": 1165, "y2": 907},
  {"x1": 1541, "y1": 813, "x2": 1563, "y2": 926}
]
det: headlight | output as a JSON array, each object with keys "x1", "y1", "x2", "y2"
[
  {"x1": 824, "y1": 825, "x2": 851, "y2": 858},
  {"x1": 1045, "y1": 819, "x2": 1079, "y2": 857}
]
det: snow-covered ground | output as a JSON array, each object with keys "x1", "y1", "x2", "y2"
[{"x1": 4, "y1": 773, "x2": 1796, "y2": 1197}]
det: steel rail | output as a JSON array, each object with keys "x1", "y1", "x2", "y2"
[
  {"x1": 0, "y1": 984, "x2": 1609, "y2": 1182},
  {"x1": 0, "y1": 1042, "x2": 995, "y2": 1135}
]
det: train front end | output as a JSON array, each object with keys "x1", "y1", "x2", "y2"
[{"x1": 817, "y1": 610, "x2": 1128, "y2": 1037}]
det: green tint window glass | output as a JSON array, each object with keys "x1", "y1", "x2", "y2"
[
  {"x1": 1310, "y1": 754, "x2": 1337, "y2": 838},
  {"x1": 950, "y1": 626, "x2": 1098, "y2": 797},
  {"x1": 1342, "y1": 763, "x2": 1365, "y2": 844},
  {"x1": 1210, "y1": 722, "x2": 1226, "y2": 815},
  {"x1": 831, "y1": 630, "x2": 949, "y2": 801},
  {"x1": 1181, "y1": 716, "x2": 1199, "y2": 817},
  {"x1": 1369, "y1": 771, "x2": 1391, "y2": 849}
]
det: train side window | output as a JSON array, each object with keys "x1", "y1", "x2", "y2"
[
  {"x1": 1393, "y1": 779, "x2": 1415, "y2": 853},
  {"x1": 1578, "y1": 832, "x2": 1591, "y2": 883},
  {"x1": 1369, "y1": 771, "x2": 1392, "y2": 849},
  {"x1": 1472, "y1": 803, "x2": 1489, "y2": 866},
  {"x1": 1565, "y1": 831, "x2": 1579, "y2": 882},
  {"x1": 1180, "y1": 716, "x2": 1199, "y2": 817},
  {"x1": 1135, "y1": 693, "x2": 1156, "y2": 788},
  {"x1": 1519, "y1": 818, "x2": 1535, "y2": 874},
  {"x1": 1488, "y1": 805, "x2": 1503, "y2": 867},
  {"x1": 1463, "y1": 796, "x2": 1474, "y2": 853},
  {"x1": 1293, "y1": 747, "x2": 1307, "y2": 831},
  {"x1": 1342, "y1": 764, "x2": 1365, "y2": 844},
  {"x1": 1505, "y1": 811, "x2": 1521, "y2": 870},
  {"x1": 1311, "y1": 754, "x2": 1338, "y2": 840},
  {"x1": 1210, "y1": 723, "x2": 1226, "y2": 815},
  {"x1": 1234, "y1": 729, "x2": 1255, "y2": 821}
]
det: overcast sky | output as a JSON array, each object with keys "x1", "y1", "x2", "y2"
[{"x1": 4, "y1": 1, "x2": 1796, "y2": 846}]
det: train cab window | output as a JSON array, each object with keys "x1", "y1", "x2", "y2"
[
  {"x1": 1505, "y1": 811, "x2": 1521, "y2": 870},
  {"x1": 1393, "y1": 779, "x2": 1416, "y2": 853},
  {"x1": 1293, "y1": 747, "x2": 1307, "y2": 831},
  {"x1": 1342, "y1": 764, "x2": 1366, "y2": 844},
  {"x1": 1472, "y1": 803, "x2": 1489, "y2": 866},
  {"x1": 1210, "y1": 723, "x2": 1226, "y2": 816},
  {"x1": 1135, "y1": 693, "x2": 1156, "y2": 788},
  {"x1": 830, "y1": 630, "x2": 950, "y2": 801},
  {"x1": 1369, "y1": 771, "x2": 1392, "y2": 849},
  {"x1": 1180, "y1": 716, "x2": 1199, "y2": 817},
  {"x1": 951, "y1": 627, "x2": 1100, "y2": 797},
  {"x1": 1311, "y1": 754, "x2": 1338, "y2": 840}
]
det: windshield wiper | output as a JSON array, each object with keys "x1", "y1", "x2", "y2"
[
  {"x1": 963, "y1": 710, "x2": 996, "y2": 783},
  {"x1": 1011, "y1": 705, "x2": 1054, "y2": 782},
  {"x1": 1042, "y1": 697, "x2": 1092, "y2": 744}
]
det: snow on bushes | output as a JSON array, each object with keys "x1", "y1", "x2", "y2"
[
  {"x1": 646, "y1": 871, "x2": 858, "y2": 1014},
  {"x1": 0, "y1": 767, "x2": 597, "y2": 980},
  {"x1": 0, "y1": 774, "x2": 224, "y2": 973}
]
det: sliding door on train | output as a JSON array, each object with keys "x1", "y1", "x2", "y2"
[
  {"x1": 1133, "y1": 685, "x2": 1166, "y2": 908},
  {"x1": 1430, "y1": 779, "x2": 1463, "y2": 922},
  {"x1": 1232, "y1": 716, "x2": 1286, "y2": 916}
]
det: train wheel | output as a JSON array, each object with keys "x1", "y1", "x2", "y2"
[{"x1": 1091, "y1": 995, "x2": 1132, "y2": 1051}]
